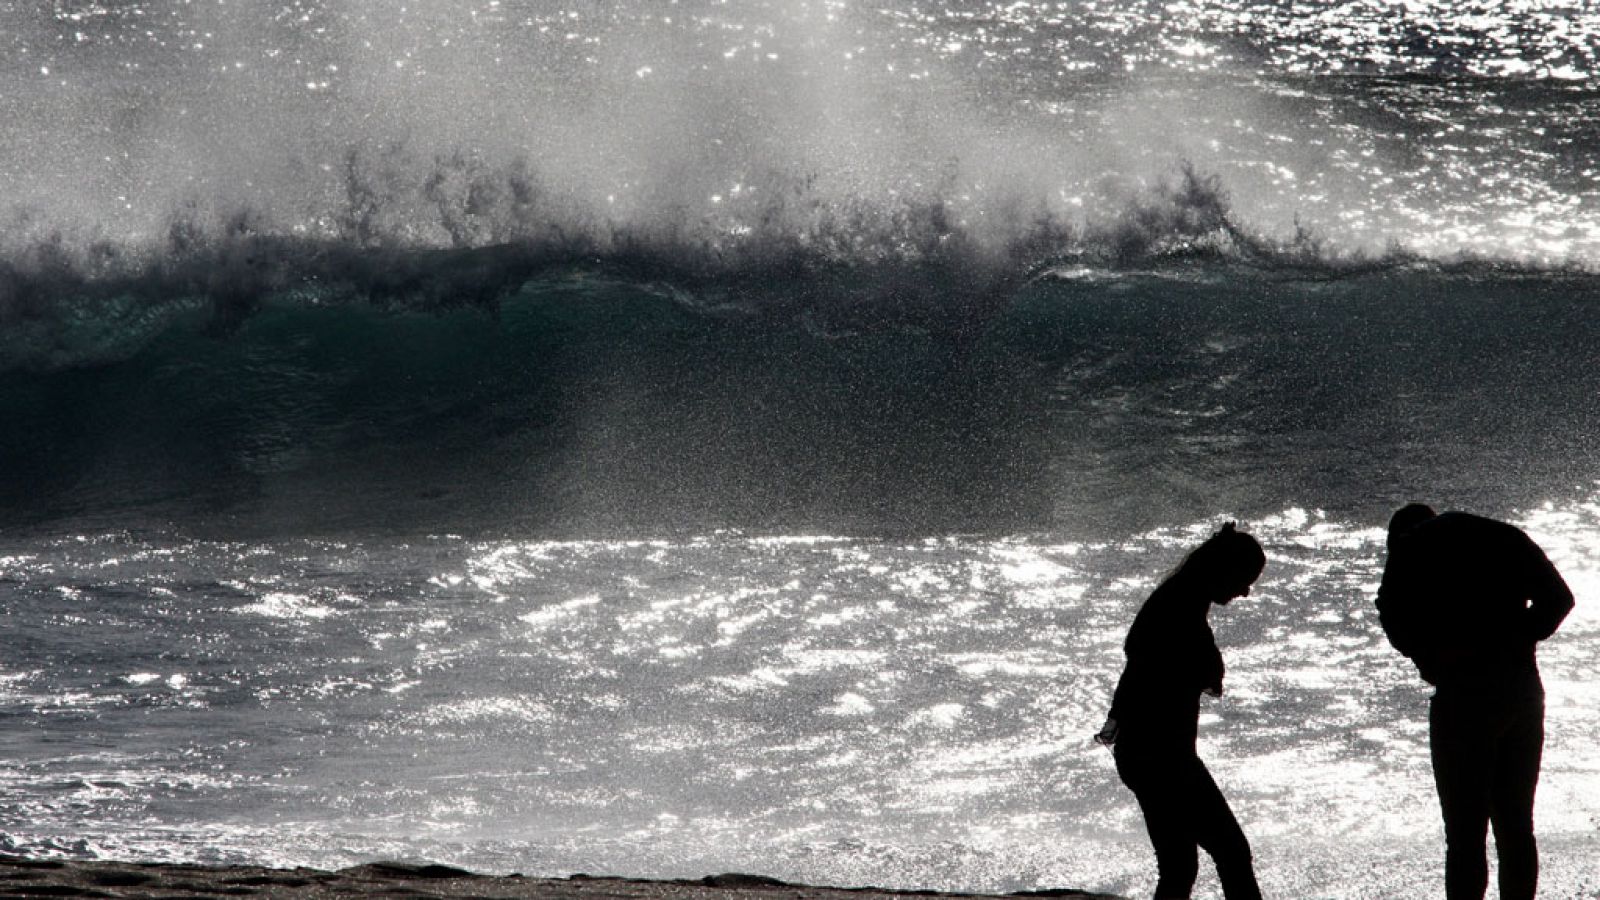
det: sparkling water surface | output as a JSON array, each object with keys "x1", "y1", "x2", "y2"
[{"x1": 3, "y1": 502, "x2": 1598, "y2": 898}]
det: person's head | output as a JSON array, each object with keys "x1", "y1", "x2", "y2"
[
  {"x1": 1177, "y1": 521, "x2": 1266, "y2": 606},
  {"x1": 1386, "y1": 503, "x2": 1437, "y2": 548}
]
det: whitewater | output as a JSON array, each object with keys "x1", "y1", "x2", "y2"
[{"x1": 3, "y1": 2, "x2": 1600, "y2": 898}]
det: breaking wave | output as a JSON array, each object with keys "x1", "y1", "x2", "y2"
[{"x1": 1, "y1": 155, "x2": 1560, "y2": 376}]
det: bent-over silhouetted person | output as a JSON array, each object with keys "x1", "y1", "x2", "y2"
[
  {"x1": 1098, "y1": 523, "x2": 1266, "y2": 900},
  {"x1": 1376, "y1": 504, "x2": 1574, "y2": 900}
]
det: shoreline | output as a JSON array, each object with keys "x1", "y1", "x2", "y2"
[{"x1": 0, "y1": 857, "x2": 1125, "y2": 900}]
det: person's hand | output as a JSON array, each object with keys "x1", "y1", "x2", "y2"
[{"x1": 1094, "y1": 717, "x2": 1120, "y2": 746}]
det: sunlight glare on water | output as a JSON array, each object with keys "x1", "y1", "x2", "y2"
[{"x1": 3, "y1": 495, "x2": 1599, "y2": 896}]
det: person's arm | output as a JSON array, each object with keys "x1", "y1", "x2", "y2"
[
  {"x1": 1520, "y1": 533, "x2": 1574, "y2": 642},
  {"x1": 1098, "y1": 670, "x2": 1127, "y2": 746},
  {"x1": 1375, "y1": 549, "x2": 1425, "y2": 660},
  {"x1": 1202, "y1": 637, "x2": 1225, "y2": 697}
]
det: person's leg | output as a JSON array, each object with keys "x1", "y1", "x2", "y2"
[
  {"x1": 1490, "y1": 690, "x2": 1544, "y2": 900},
  {"x1": 1187, "y1": 758, "x2": 1263, "y2": 900},
  {"x1": 1431, "y1": 690, "x2": 1494, "y2": 900},
  {"x1": 1118, "y1": 751, "x2": 1200, "y2": 899}
]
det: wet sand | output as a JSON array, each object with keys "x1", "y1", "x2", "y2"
[{"x1": 0, "y1": 857, "x2": 1124, "y2": 899}]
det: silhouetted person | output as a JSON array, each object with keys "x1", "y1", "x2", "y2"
[
  {"x1": 1376, "y1": 504, "x2": 1574, "y2": 900},
  {"x1": 1098, "y1": 523, "x2": 1266, "y2": 900}
]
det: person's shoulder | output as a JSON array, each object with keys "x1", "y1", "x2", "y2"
[
  {"x1": 1420, "y1": 513, "x2": 1546, "y2": 562},
  {"x1": 1429, "y1": 510, "x2": 1493, "y2": 527},
  {"x1": 1423, "y1": 511, "x2": 1523, "y2": 539}
]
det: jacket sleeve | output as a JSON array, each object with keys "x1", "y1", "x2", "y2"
[
  {"x1": 1519, "y1": 533, "x2": 1574, "y2": 643},
  {"x1": 1375, "y1": 547, "x2": 1425, "y2": 661},
  {"x1": 1107, "y1": 667, "x2": 1129, "y2": 720},
  {"x1": 1201, "y1": 631, "x2": 1225, "y2": 696}
]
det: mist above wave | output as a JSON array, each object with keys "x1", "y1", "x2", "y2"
[
  {"x1": 0, "y1": 155, "x2": 1279, "y2": 366},
  {"x1": 7, "y1": 0, "x2": 1600, "y2": 306}
]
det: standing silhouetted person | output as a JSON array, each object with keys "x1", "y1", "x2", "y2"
[
  {"x1": 1098, "y1": 523, "x2": 1266, "y2": 900},
  {"x1": 1376, "y1": 504, "x2": 1574, "y2": 900}
]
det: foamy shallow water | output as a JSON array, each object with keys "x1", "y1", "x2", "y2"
[{"x1": 2, "y1": 501, "x2": 1596, "y2": 899}]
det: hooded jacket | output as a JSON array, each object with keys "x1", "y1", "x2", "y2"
[{"x1": 1376, "y1": 512, "x2": 1573, "y2": 689}]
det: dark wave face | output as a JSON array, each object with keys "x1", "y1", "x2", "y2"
[
  {"x1": 0, "y1": 255, "x2": 1033, "y2": 536},
  {"x1": 5, "y1": 251, "x2": 1599, "y2": 538}
]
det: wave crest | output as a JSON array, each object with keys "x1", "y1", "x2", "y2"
[{"x1": 0, "y1": 154, "x2": 1560, "y2": 374}]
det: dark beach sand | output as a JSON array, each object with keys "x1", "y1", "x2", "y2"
[{"x1": 0, "y1": 857, "x2": 1124, "y2": 900}]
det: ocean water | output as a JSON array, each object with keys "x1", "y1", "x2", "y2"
[{"x1": 3, "y1": 1, "x2": 1600, "y2": 898}]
